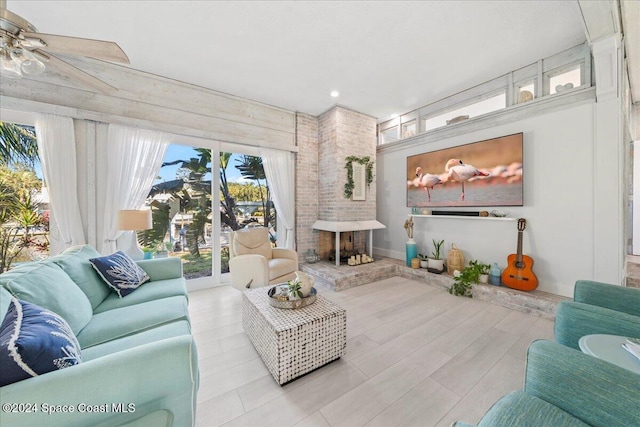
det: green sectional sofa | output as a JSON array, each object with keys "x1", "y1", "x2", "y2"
[
  {"x1": 554, "y1": 279, "x2": 640, "y2": 349},
  {"x1": 454, "y1": 340, "x2": 640, "y2": 427},
  {"x1": 0, "y1": 245, "x2": 198, "y2": 427}
]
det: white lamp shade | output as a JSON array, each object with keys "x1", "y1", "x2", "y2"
[{"x1": 118, "y1": 209, "x2": 152, "y2": 231}]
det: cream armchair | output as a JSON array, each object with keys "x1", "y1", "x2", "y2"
[{"x1": 228, "y1": 227, "x2": 298, "y2": 291}]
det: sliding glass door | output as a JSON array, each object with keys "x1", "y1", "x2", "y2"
[{"x1": 148, "y1": 137, "x2": 277, "y2": 288}]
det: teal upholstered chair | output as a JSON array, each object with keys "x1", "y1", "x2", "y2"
[
  {"x1": 453, "y1": 340, "x2": 640, "y2": 427},
  {"x1": 554, "y1": 280, "x2": 640, "y2": 350}
]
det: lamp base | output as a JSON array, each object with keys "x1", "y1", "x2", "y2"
[{"x1": 123, "y1": 231, "x2": 144, "y2": 261}]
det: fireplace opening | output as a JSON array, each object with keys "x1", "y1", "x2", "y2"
[{"x1": 319, "y1": 230, "x2": 367, "y2": 265}]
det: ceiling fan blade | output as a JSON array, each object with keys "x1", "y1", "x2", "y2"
[
  {"x1": 36, "y1": 50, "x2": 119, "y2": 95},
  {"x1": 23, "y1": 32, "x2": 129, "y2": 64}
]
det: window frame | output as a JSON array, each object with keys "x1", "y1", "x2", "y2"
[{"x1": 378, "y1": 42, "x2": 591, "y2": 145}]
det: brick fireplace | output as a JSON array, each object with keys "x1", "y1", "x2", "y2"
[{"x1": 294, "y1": 105, "x2": 385, "y2": 265}]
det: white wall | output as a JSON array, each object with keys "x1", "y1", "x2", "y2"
[{"x1": 375, "y1": 99, "x2": 623, "y2": 297}]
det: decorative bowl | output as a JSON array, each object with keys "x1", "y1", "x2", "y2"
[{"x1": 267, "y1": 286, "x2": 317, "y2": 309}]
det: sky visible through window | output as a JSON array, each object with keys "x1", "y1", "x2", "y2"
[
  {"x1": 155, "y1": 144, "x2": 246, "y2": 185},
  {"x1": 34, "y1": 144, "x2": 246, "y2": 184}
]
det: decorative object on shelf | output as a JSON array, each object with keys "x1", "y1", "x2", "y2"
[
  {"x1": 555, "y1": 83, "x2": 574, "y2": 93},
  {"x1": 446, "y1": 115, "x2": 469, "y2": 125},
  {"x1": 447, "y1": 243, "x2": 464, "y2": 274},
  {"x1": 428, "y1": 239, "x2": 445, "y2": 273},
  {"x1": 491, "y1": 210, "x2": 508, "y2": 217},
  {"x1": 489, "y1": 263, "x2": 502, "y2": 286},
  {"x1": 267, "y1": 286, "x2": 318, "y2": 309},
  {"x1": 475, "y1": 260, "x2": 490, "y2": 283},
  {"x1": 343, "y1": 156, "x2": 374, "y2": 199},
  {"x1": 502, "y1": 218, "x2": 538, "y2": 291},
  {"x1": 406, "y1": 240, "x2": 417, "y2": 267},
  {"x1": 480, "y1": 211, "x2": 489, "y2": 217},
  {"x1": 305, "y1": 249, "x2": 320, "y2": 263},
  {"x1": 518, "y1": 90, "x2": 533, "y2": 104},
  {"x1": 294, "y1": 271, "x2": 315, "y2": 297},
  {"x1": 404, "y1": 216, "x2": 416, "y2": 267},
  {"x1": 448, "y1": 259, "x2": 490, "y2": 298},
  {"x1": 404, "y1": 216, "x2": 414, "y2": 239},
  {"x1": 411, "y1": 258, "x2": 420, "y2": 269},
  {"x1": 418, "y1": 253, "x2": 429, "y2": 269}
]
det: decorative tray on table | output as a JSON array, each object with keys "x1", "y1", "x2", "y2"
[{"x1": 267, "y1": 285, "x2": 317, "y2": 309}]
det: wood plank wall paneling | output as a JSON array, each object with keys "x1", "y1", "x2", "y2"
[{"x1": 0, "y1": 56, "x2": 296, "y2": 150}]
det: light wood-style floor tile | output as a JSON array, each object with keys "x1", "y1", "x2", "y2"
[
  {"x1": 187, "y1": 277, "x2": 558, "y2": 427},
  {"x1": 195, "y1": 390, "x2": 245, "y2": 427}
]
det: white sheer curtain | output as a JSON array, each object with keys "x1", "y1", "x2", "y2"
[
  {"x1": 260, "y1": 148, "x2": 295, "y2": 249},
  {"x1": 34, "y1": 114, "x2": 86, "y2": 253},
  {"x1": 100, "y1": 125, "x2": 170, "y2": 254}
]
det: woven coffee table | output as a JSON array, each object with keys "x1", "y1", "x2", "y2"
[{"x1": 242, "y1": 287, "x2": 347, "y2": 385}]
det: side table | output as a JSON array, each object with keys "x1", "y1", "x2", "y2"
[{"x1": 578, "y1": 334, "x2": 640, "y2": 374}]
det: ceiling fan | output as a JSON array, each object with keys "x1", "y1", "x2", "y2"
[{"x1": 0, "y1": 0, "x2": 129, "y2": 94}]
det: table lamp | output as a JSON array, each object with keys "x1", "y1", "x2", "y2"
[{"x1": 118, "y1": 209, "x2": 152, "y2": 260}]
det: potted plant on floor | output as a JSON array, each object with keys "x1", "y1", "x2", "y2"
[
  {"x1": 428, "y1": 239, "x2": 445, "y2": 273},
  {"x1": 418, "y1": 253, "x2": 429, "y2": 269}
]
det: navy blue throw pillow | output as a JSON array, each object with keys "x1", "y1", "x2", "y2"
[
  {"x1": 89, "y1": 251, "x2": 150, "y2": 298},
  {"x1": 0, "y1": 298, "x2": 82, "y2": 386}
]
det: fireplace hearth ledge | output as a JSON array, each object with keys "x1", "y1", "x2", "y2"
[{"x1": 312, "y1": 220, "x2": 386, "y2": 266}]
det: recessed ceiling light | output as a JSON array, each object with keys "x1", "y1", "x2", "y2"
[{"x1": 330, "y1": 90, "x2": 339, "y2": 97}]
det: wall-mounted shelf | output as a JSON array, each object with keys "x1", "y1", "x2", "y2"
[{"x1": 411, "y1": 215, "x2": 516, "y2": 222}]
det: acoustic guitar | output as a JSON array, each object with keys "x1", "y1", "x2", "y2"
[{"x1": 501, "y1": 218, "x2": 538, "y2": 291}]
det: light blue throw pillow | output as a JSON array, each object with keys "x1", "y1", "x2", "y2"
[
  {"x1": 0, "y1": 298, "x2": 82, "y2": 386},
  {"x1": 89, "y1": 251, "x2": 150, "y2": 298}
]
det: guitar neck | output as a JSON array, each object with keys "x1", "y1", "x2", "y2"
[{"x1": 516, "y1": 231, "x2": 523, "y2": 265}]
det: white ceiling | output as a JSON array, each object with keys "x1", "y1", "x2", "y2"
[{"x1": 7, "y1": 1, "x2": 588, "y2": 120}]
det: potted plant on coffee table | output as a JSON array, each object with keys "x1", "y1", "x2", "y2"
[{"x1": 428, "y1": 239, "x2": 445, "y2": 273}]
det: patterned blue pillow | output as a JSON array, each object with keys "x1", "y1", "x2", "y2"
[
  {"x1": 0, "y1": 298, "x2": 82, "y2": 386},
  {"x1": 89, "y1": 251, "x2": 150, "y2": 298}
]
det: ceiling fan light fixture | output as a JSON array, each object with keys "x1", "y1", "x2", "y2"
[
  {"x1": 12, "y1": 47, "x2": 44, "y2": 75},
  {"x1": 0, "y1": 48, "x2": 22, "y2": 78}
]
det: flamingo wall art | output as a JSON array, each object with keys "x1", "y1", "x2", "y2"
[{"x1": 406, "y1": 133, "x2": 523, "y2": 207}]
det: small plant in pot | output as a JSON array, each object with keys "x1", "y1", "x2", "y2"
[
  {"x1": 287, "y1": 279, "x2": 303, "y2": 300},
  {"x1": 418, "y1": 253, "x2": 429, "y2": 269},
  {"x1": 472, "y1": 260, "x2": 490, "y2": 284},
  {"x1": 448, "y1": 259, "x2": 491, "y2": 297},
  {"x1": 428, "y1": 239, "x2": 445, "y2": 273}
]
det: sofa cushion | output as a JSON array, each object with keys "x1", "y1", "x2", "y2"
[
  {"x1": 268, "y1": 258, "x2": 297, "y2": 281},
  {"x1": 81, "y1": 320, "x2": 191, "y2": 361},
  {"x1": 48, "y1": 245, "x2": 110, "y2": 309},
  {"x1": 93, "y1": 278, "x2": 188, "y2": 314},
  {"x1": 477, "y1": 391, "x2": 589, "y2": 427},
  {"x1": 0, "y1": 262, "x2": 93, "y2": 334},
  {"x1": 89, "y1": 251, "x2": 150, "y2": 298},
  {"x1": 0, "y1": 286, "x2": 13, "y2": 322},
  {"x1": 0, "y1": 298, "x2": 82, "y2": 386},
  {"x1": 233, "y1": 228, "x2": 272, "y2": 260},
  {"x1": 76, "y1": 295, "x2": 189, "y2": 348}
]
